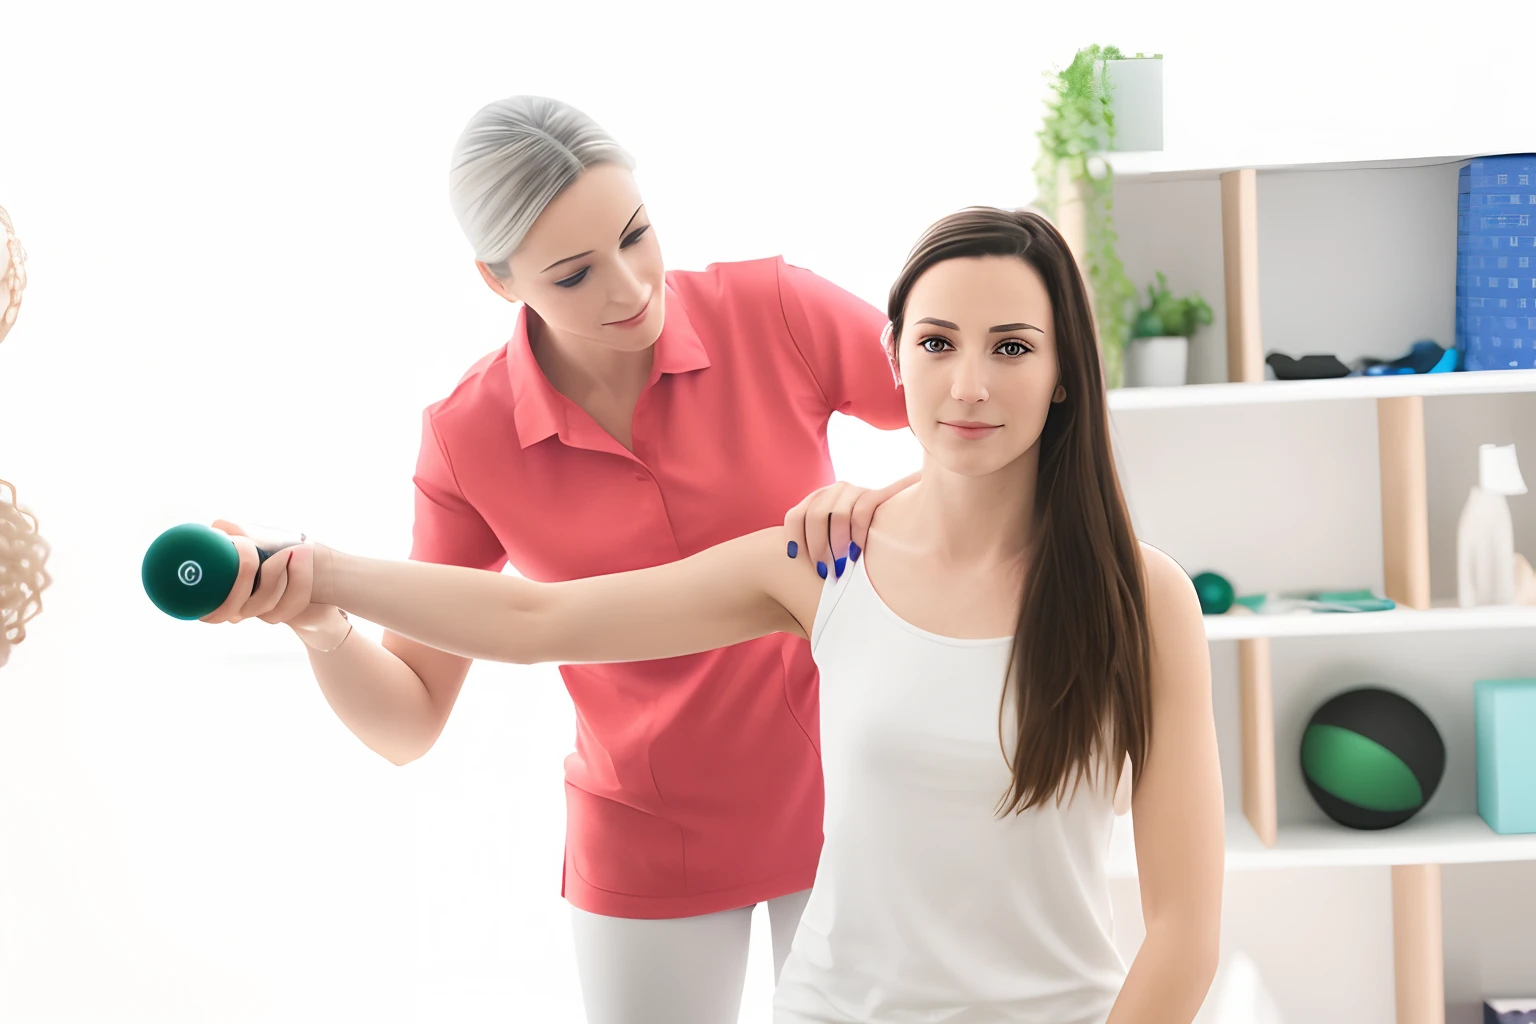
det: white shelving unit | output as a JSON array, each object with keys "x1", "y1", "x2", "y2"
[
  {"x1": 1108, "y1": 812, "x2": 1536, "y2": 879},
  {"x1": 1104, "y1": 150, "x2": 1483, "y2": 182},
  {"x1": 1202, "y1": 604, "x2": 1536, "y2": 641},
  {"x1": 1093, "y1": 147, "x2": 1536, "y2": 1024},
  {"x1": 1108, "y1": 367, "x2": 1536, "y2": 411}
]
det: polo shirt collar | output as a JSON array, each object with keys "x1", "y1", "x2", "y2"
[{"x1": 506, "y1": 284, "x2": 709, "y2": 450}]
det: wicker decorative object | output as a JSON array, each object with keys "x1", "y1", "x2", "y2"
[
  {"x1": 0, "y1": 205, "x2": 25, "y2": 346},
  {"x1": 0, "y1": 480, "x2": 51, "y2": 666}
]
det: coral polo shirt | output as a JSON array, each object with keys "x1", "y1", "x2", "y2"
[{"x1": 408, "y1": 256, "x2": 908, "y2": 919}]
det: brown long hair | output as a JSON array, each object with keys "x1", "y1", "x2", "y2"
[{"x1": 885, "y1": 206, "x2": 1152, "y2": 815}]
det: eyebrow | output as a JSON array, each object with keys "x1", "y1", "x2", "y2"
[
  {"x1": 541, "y1": 204, "x2": 647, "y2": 273},
  {"x1": 913, "y1": 317, "x2": 1044, "y2": 334}
]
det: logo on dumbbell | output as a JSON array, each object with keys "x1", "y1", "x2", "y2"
[{"x1": 178, "y1": 560, "x2": 203, "y2": 586}]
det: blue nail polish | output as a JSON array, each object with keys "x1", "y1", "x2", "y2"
[
  {"x1": 817, "y1": 561, "x2": 828, "y2": 580},
  {"x1": 787, "y1": 541, "x2": 798, "y2": 559},
  {"x1": 835, "y1": 557, "x2": 847, "y2": 578},
  {"x1": 849, "y1": 542, "x2": 861, "y2": 562}
]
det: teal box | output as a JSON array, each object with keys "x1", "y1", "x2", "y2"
[{"x1": 1475, "y1": 678, "x2": 1536, "y2": 834}]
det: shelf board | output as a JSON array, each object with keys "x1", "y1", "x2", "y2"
[
  {"x1": 1108, "y1": 811, "x2": 1536, "y2": 879},
  {"x1": 1107, "y1": 369, "x2": 1536, "y2": 411},
  {"x1": 1105, "y1": 150, "x2": 1479, "y2": 183},
  {"x1": 1203, "y1": 603, "x2": 1536, "y2": 641}
]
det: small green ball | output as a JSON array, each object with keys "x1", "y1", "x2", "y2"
[{"x1": 1191, "y1": 571, "x2": 1234, "y2": 615}]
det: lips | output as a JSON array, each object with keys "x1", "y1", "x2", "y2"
[
  {"x1": 941, "y1": 421, "x2": 1002, "y2": 439},
  {"x1": 604, "y1": 296, "x2": 650, "y2": 327}
]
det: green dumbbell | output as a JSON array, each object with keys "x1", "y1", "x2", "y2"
[{"x1": 142, "y1": 523, "x2": 296, "y2": 620}]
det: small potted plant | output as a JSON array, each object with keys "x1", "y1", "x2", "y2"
[{"x1": 1125, "y1": 272, "x2": 1212, "y2": 387}]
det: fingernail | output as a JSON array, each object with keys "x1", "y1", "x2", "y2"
[
  {"x1": 787, "y1": 541, "x2": 798, "y2": 559},
  {"x1": 834, "y1": 557, "x2": 846, "y2": 578},
  {"x1": 849, "y1": 542, "x2": 861, "y2": 563},
  {"x1": 817, "y1": 561, "x2": 828, "y2": 580}
]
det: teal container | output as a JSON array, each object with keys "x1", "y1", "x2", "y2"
[{"x1": 1474, "y1": 678, "x2": 1536, "y2": 834}]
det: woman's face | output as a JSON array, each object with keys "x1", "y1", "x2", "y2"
[
  {"x1": 894, "y1": 255, "x2": 1064, "y2": 479},
  {"x1": 486, "y1": 163, "x2": 666, "y2": 352}
]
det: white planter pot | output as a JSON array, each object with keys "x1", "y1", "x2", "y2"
[
  {"x1": 1124, "y1": 335, "x2": 1188, "y2": 387},
  {"x1": 1100, "y1": 55, "x2": 1164, "y2": 153}
]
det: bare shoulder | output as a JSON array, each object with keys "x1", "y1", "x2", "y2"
[
  {"x1": 1138, "y1": 542, "x2": 1200, "y2": 611},
  {"x1": 1137, "y1": 542, "x2": 1210, "y2": 689}
]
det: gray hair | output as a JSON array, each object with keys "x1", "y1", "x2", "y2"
[{"x1": 448, "y1": 96, "x2": 635, "y2": 278}]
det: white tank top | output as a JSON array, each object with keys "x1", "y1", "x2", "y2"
[{"x1": 773, "y1": 556, "x2": 1130, "y2": 1024}]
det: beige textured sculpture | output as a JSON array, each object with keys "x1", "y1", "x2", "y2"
[
  {"x1": 0, "y1": 205, "x2": 25, "y2": 346},
  {"x1": 0, "y1": 480, "x2": 51, "y2": 666},
  {"x1": 1, "y1": 206, "x2": 50, "y2": 664}
]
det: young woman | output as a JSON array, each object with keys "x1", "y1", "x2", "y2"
[
  {"x1": 205, "y1": 95, "x2": 917, "y2": 1023},
  {"x1": 211, "y1": 206, "x2": 1225, "y2": 1023}
]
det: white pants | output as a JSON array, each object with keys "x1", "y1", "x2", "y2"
[{"x1": 570, "y1": 888, "x2": 812, "y2": 1024}]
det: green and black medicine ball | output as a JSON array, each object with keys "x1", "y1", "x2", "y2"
[{"x1": 1300, "y1": 686, "x2": 1445, "y2": 830}]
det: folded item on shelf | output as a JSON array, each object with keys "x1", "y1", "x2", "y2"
[
  {"x1": 1355, "y1": 339, "x2": 1458, "y2": 376},
  {"x1": 1231, "y1": 588, "x2": 1396, "y2": 615}
]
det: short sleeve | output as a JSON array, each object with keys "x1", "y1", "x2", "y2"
[
  {"x1": 775, "y1": 259, "x2": 908, "y2": 430},
  {"x1": 408, "y1": 409, "x2": 508, "y2": 572}
]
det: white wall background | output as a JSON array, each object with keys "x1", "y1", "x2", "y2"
[{"x1": 4, "y1": 1, "x2": 1536, "y2": 1022}]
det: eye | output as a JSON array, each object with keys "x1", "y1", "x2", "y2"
[
  {"x1": 554, "y1": 267, "x2": 589, "y2": 288},
  {"x1": 918, "y1": 336, "x2": 953, "y2": 354},
  {"x1": 621, "y1": 225, "x2": 651, "y2": 248},
  {"x1": 996, "y1": 340, "x2": 1032, "y2": 357}
]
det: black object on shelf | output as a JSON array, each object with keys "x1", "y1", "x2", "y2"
[
  {"x1": 1484, "y1": 999, "x2": 1536, "y2": 1024},
  {"x1": 1266, "y1": 352, "x2": 1351, "y2": 380}
]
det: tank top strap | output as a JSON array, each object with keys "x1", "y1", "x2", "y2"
[{"x1": 808, "y1": 552, "x2": 868, "y2": 654}]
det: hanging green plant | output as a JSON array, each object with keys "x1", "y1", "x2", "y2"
[{"x1": 1032, "y1": 44, "x2": 1137, "y2": 389}]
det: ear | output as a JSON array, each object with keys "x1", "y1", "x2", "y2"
[
  {"x1": 882, "y1": 322, "x2": 902, "y2": 386},
  {"x1": 1052, "y1": 383, "x2": 1066, "y2": 403},
  {"x1": 476, "y1": 261, "x2": 519, "y2": 304}
]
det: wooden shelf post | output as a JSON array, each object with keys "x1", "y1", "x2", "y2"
[
  {"x1": 1391, "y1": 863, "x2": 1445, "y2": 1024},
  {"x1": 1238, "y1": 636, "x2": 1278, "y2": 846},
  {"x1": 1378, "y1": 396, "x2": 1433, "y2": 610},
  {"x1": 1056, "y1": 162, "x2": 1089, "y2": 285},
  {"x1": 1220, "y1": 168, "x2": 1265, "y2": 383}
]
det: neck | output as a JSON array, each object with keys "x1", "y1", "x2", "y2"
[
  {"x1": 528, "y1": 310, "x2": 654, "y2": 402},
  {"x1": 906, "y1": 447, "x2": 1042, "y2": 567}
]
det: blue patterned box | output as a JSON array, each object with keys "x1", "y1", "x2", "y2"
[
  {"x1": 1461, "y1": 156, "x2": 1536, "y2": 192},
  {"x1": 1459, "y1": 234, "x2": 1536, "y2": 253},
  {"x1": 1458, "y1": 271, "x2": 1536, "y2": 291},
  {"x1": 1458, "y1": 155, "x2": 1536, "y2": 367},
  {"x1": 1474, "y1": 678, "x2": 1536, "y2": 834},
  {"x1": 1459, "y1": 210, "x2": 1536, "y2": 233}
]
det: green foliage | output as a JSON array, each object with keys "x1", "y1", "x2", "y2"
[
  {"x1": 1032, "y1": 43, "x2": 1137, "y2": 388},
  {"x1": 1132, "y1": 271, "x2": 1213, "y2": 339}
]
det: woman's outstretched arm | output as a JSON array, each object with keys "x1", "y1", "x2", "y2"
[{"x1": 274, "y1": 527, "x2": 819, "y2": 667}]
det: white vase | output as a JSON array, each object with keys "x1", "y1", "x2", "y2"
[
  {"x1": 1124, "y1": 335, "x2": 1189, "y2": 387},
  {"x1": 1457, "y1": 443, "x2": 1528, "y2": 608},
  {"x1": 1100, "y1": 55, "x2": 1164, "y2": 153}
]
